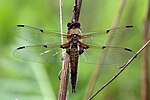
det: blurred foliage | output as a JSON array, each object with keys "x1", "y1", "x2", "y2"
[{"x1": 0, "y1": 0, "x2": 149, "y2": 100}]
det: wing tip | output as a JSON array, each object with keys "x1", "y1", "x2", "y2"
[
  {"x1": 17, "y1": 46, "x2": 25, "y2": 50},
  {"x1": 126, "y1": 25, "x2": 133, "y2": 28},
  {"x1": 17, "y1": 25, "x2": 24, "y2": 27},
  {"x1": 124, "y1": 48, "x2": 133, "y2": 52}
]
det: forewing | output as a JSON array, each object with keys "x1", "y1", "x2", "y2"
[
  {"x1": 15, "y1": 25, "x2": 67, "y2": 44},
  {"x1": 81, "y1": 26, "x2": 138, "y2": 46},
  {"x1": 13, "y1": 44, "x2": 63, "y2": 63},
  {"x1": 79, "y1": 46, "x2": 135, "y2": 66}
]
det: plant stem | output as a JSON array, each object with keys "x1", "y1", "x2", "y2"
[
  {"x1": 84, "y1": 0, "x2": 126, "y2": 99},
  {"x1": 142, "y1": 0, "x2": 150, "y2": 99},
  {"x1": 88, "y1": 40, "x2": 150, "y2": 100}
]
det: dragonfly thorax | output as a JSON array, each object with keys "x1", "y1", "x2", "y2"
[
  {"x1": 70, "y1": 34, "x2": 79, "y2": 44},
  {"x1": 65, "y1": 33, "x2": 83, "y2": 55}
]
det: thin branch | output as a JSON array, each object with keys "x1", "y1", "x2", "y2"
[
  {"x1": 58, "y1": 0, "x2": 83, "y2": 99},
  {"x1": 71, "y1": 0, "x2": 82, "y2": 22},
  {"x1": 142, "y1": 0, "x2": 150, "y2": 99},
  {"x1": 84, "y1": 0, "x2": 126, "y2": 99},
  {"x1": 58, "y1": 54, "x2": 70, "y2": 100},
  {"x1": 88, "y1": 40, "x2": 150, "y2": 100},
  {"x1": 59, "y1": 0, "x2": 63, "y2": 33},
  {"x1": 58, "y1": 0, "x2": 70, "y2": 99},
  {"x1": 111, "y1": 0, "x2": 126, "y2": 28}
]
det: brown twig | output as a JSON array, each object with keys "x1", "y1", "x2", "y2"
[
  {"x1": 58, "y1": 54, "x2": 70, "y2": 100},
  {"x1": 58, "y1": 0, "x2": 70, "y2": 99},
  {"x1": 71, "y1": 0, "x2": 82, "y2": 22},
  {"x1": 142, "y1": 0, "x2": 150, "y2": 100},
  {"x1": 111, "y1": 0, "x2": 126, "y2": 28},
  {"x1": 84, "y1": 0, "x2": 127, "y2": 99},
  {"x1": 88, "y1": 40, "x2": 150, "y2": 100},
  {"x1": 58, "y1": 0, "x2": 83, "y2": 99}
]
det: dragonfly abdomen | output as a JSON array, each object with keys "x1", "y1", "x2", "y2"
[{"x1": 70, "y1": 47, "x2": 79, "y2": 93}]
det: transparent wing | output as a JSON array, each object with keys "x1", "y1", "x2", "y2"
[
  {"x1": 79, "y1": 26, "x2": 138, "y2": 66},
  {"x1": 15, "y1": 25, "x2": 67, "y2": 44},
  {"x1": 81, "y1": 26, "x2": 138, "y2": 46},
  {"x1": 13, "y1": 44, "x2": 64, "y2": 63},
  {"x1": 79, "y1": 46, "x2": 135, "y2": 66}
]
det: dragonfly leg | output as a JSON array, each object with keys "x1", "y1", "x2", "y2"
[
  {"x1": 60, "y1": 42, "x2": 70, "y2": 48},
  {"x1": 79, "y1": 41, "x2": 89, "y2": 49}
]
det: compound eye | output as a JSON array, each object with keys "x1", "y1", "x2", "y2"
[
  {"x1": 67, "y1": 22, "x2": 72, "y2": 27},
  {"x1": 75, "y1": 22, "x2": 80, "y2": 28}
]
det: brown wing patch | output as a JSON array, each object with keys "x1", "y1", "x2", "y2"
[
  {"x1": 79, "y1": 34, "x2": 89, "y2": 39},
  {"x1": 79, "y1": 42, "x2": 89, "y2": 49},
  {"x1": 60, "y1": 42, "x2": 70, "y2": 48}
]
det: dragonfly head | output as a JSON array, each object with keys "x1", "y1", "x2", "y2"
[{"x1": 67, "y1": 21, "x2": 80, "y2": 29}]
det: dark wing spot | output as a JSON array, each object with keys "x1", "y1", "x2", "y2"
[
  {"x1": 44, "y1": 45, "x2": 48, "y2": 48},
  {"x1": 40, "y1": 29, "x2": 44, "y2": 32},
  {"x1": 17, "y1": 25, "x2": 24, "y2": 27},
  {"x1": 124, "y1": 48, "x2": 132, "y2": 52},
  {"x1": 102, "y1": 46, "x2": 106, "y2": 49},
  {"x1": 17, "y1": 46, "x2": 25, "y2": 50},
  {"x1": 106, "y1": 30, "x2": 110, "y2": 33},
  {"x1": 126, "y1": 26, "x2": 133, "y2": 28}
]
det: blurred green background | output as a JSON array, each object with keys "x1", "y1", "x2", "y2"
[{"x1": 0, "y1": 0, "x2": 149, "y2": 100}]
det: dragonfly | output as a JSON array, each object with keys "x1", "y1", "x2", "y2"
[{"x1": 13, "y1": 22, "x2": 138, "y2": 93}]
